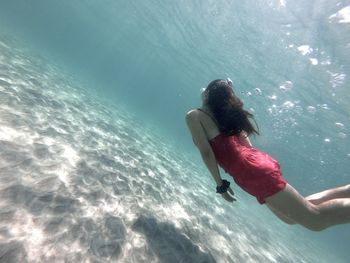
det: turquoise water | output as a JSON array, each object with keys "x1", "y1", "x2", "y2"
[{"x1": 0, "y1": 0, "x2": 349, "y2": 262}]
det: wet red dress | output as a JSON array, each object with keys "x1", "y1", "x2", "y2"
[{"x1": 209, "y1": 133, "x2": 287, "y2": 204}]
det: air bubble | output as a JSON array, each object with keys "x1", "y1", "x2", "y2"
[
  {"x1": 335, "y1": 122, "x2": 344, "y2": 128},
  {"x1": 309, "y1": 58, "x2": 318, "y2": 65},
  {"x1": 297, "y1": 45, "x2": 313, "y2": 55},
  {"x1": 282, "y1": 101, "x2": 294, "y2": 108},
  {"x1": 306, "y1": 106, "x2": 316, "y2": 114},
  {"x1": 268, "y1": 95, "x2": 277, "y2": 100},
  {"x1": 279, "y1": 81, "x2": 293, "y2": 91},
  {"x1": 324, "y1": 138, "x2": 331, "y2": 143},
  {"x1": 254, "y1": 88, "x2": 262, "y2": 94},
  {"x1": 329, "y1": 6, "x2": 350, "y2": 24},
  {"x1": 267, "y1": 105, "x2": 277, "y2": 114},
  {"x1": 321, "y1": 60, "x2": 331, "y2": 65},
  {"x1": 338, "y1": 132, "x2": 347, "y2": 139},
  {"x1": 320, "y1": 104, "x2": 329, "y2": 110}
]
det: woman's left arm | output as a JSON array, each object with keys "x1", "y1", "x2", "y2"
[
  {"x1": 185, "y1": 111, "x2": 223, "y2": 186},
  {"x1": 186, "y1": 111, "x2": 236, "y2": 202}
]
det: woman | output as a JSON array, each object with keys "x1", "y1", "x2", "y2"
[{"x1": 186, "y1": 78, "x2": 350, "y2": 231}]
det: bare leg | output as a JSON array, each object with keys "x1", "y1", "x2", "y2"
[
  {"x1": 266, "y1": 205, "x2": 296, "y2": 225},
  {"x1": 306, "y1": 184, "x2": 350, "y2": 205},
  {"x1": 265, "y1": 184, "x2": 350, "y2": 231}
]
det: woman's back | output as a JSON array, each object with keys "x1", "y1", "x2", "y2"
[
  {"x1": 208, "y1": 132, "x2": 286, "y2": 204},
  {"x1": 196, "y1": 108, "x2": 221, "y2": 141}
]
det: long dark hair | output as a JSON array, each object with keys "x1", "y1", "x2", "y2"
[{"x1": 205, "y1": 79, "x2": 259, "y2": 136}]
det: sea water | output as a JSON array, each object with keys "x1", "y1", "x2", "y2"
[{"x1": 0, "y1": 0, "x2": 349, "y2": 262}]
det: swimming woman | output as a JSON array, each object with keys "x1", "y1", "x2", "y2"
[{"x1": 186, "y1": 79, "x2": 350, "y2": 231}]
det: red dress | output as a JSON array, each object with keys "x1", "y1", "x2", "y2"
[{"x1": 209, "y1": 133, "x2": 287, "y2": 204}]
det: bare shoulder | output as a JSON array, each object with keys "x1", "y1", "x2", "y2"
[{"x1": 185, "y1": 109, "x2": 199, "y2": 121}]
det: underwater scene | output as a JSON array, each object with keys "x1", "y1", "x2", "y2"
[{"x1": 0, "y1": 0, "x2": 349, "y2": 262}]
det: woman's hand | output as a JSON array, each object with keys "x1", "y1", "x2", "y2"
[{"x1": 221, "y1": 187, "x2": 236, "y2": 202}]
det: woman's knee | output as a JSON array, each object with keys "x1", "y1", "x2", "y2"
[{"x1": 296, "y1": 209, "x2": 328, "y2": 231}]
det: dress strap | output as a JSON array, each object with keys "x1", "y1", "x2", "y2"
[{"x1": 197, "y1": 108, "x2": 219, "y2": 126}]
